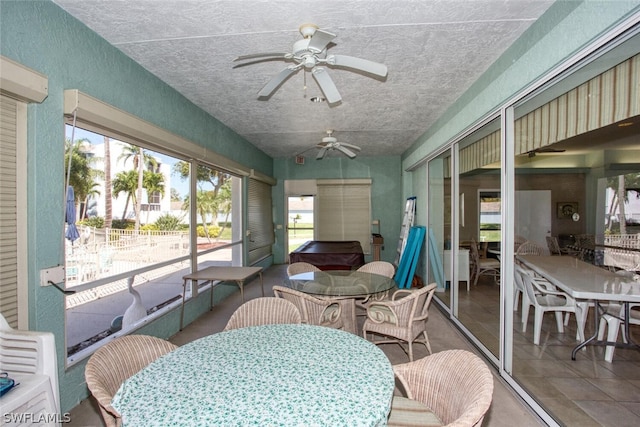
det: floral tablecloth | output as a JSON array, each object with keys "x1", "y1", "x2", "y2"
[{"x1": 111, "y1": 324, "x2": 394, "y2": 426}]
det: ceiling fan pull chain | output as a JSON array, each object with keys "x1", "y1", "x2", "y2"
[{"x1": 303, "y1": 70, "x2": 307, "y2": 97}]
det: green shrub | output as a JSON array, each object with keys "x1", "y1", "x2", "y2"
[
  {"x1": 111, "y1": 219, "x2": 134, "y2": 230},
  {"x1": 80, "y1": 216, "x2": 104, "y2": 228},
  {"x1": 197, "y1": 225, "x2": 221, "y2": 238},
  {"x1": 155, "y1": 214, "x2": 183, "y2": 231}
]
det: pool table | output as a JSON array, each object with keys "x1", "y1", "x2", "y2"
[{"x1": 289, "y1": 240, "x2": 365, "y2": 270}]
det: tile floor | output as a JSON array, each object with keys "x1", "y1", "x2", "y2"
[
  {"x1": 445, "y1": 273, "x2": 640, "y2": 427},
  {"x1": 67, "y1": 264, "x2": 544, "y2": 427}
]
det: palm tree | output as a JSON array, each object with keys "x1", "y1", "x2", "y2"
[
  {"x1": 64, "y1": 138, "x2": 102, "y2": 218},
  {"x1": 142, "y1": 170, "x2": 165, "y2": 224},
  {"x1": 173, "y1": 162, "x2": 229, "y2": 200},
  {"x1": 112, "y1": 170, "x2": 139, "y2": 221},
  {"x1": 173, "y1": 162, "x2": 231, "y2": 237},
  {"x1": 118, "y1": 144, "x2": 158, "y2": 230},
  {"x1": 182, "y1": 188, "x2": 217, "y2": 241},
  {"x1": 216, "y1": 180, "x2": 232, "y2": 236}
]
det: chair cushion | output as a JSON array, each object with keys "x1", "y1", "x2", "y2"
[
  {"x1": 387, "y1": 396, "x2": 443, "y2": 427},
  {"x1": 368, "y1": 305, "x2": 397, "y2": 324}
]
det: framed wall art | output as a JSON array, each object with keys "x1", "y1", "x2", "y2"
[{"x1": 557, "y1": 202, "x2": 578, "y2": 219}]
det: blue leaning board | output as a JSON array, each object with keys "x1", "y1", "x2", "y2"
[
  {"x1": 394, "y1": 226, "x2": 426, "y2": 288},
  {"x1": 404, "y1": 227, "x2": 426, "y2": 289},
  {"x1": 394, "y1": 227, "x2": 416, "y2": 288}
]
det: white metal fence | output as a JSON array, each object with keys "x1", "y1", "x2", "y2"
[{"x1": 65, "y1": 227, "x2": 190, "y2": 286}]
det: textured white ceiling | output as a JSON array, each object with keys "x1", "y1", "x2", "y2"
[{"x1": 53, "y1": 0, "x2": 554, "y2": 159}]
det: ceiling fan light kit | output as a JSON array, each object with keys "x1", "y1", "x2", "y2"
[{"x1": 233, "y1": 24, "x2": 388, "y2": 105}]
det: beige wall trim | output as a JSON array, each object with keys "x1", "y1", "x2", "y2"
[
  {"x1": 63, "y1": 89, "x2": 262, "y2": 178},
  {"x1": 0, "y1": 56, "x2": 48, "y2": 103},
  {"x1": 250, "y1": 168, "x2": 277, "y2": 186}
]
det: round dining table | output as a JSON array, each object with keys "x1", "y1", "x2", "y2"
[
  {"x1": 287, "y1": 270, "x2": 397, "y2": 297},
  {"x1": 111, "y1": 324, "x2": 395, "y2": 426},
  {"x1": 287, "y1": 270, "x2": 398, "y2": 334}
]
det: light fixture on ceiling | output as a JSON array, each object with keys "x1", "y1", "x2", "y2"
[
  {"x1": 618, "y1": 121, "x2": 634, "y2": 127},
  {"x1": 526, "y1": 147, "x2": 566, "y2": 158},
  {"x1": 232, "y1": 23, "x2": 388, "y2": 105},
  {"x1": 309, "y1": 96, "x2": 325, "y2": 103}
]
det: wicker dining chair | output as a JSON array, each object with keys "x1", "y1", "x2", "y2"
[
  {"x1": 515, "y1": 241, "x2": 546, "y2": 255},
  {"x1": 272, "y1": 285, "x2": 344, "y2": 329},
  {"x1": 362, "y1": 283, "x2": 437, "y2": 361},
  {"x1": 354, "y1": 261, "x2": 396, "y2": 313},
  {"x1": 223, "y1": 297, "x2": 302, "y2": 331},
  {"x1": 286, "y1": 262, "x2": 320, "y2": 277},
  {"x1": 388, "y1": 349, "x2": 494, "y2": 427},
  {"x1": 357, "y1": 261, "x2": 396, "y2": 278},
  {"x1": 469, "y1": 238, "x2": 500, "y2": 286},
  {"x1": 85, "y1": 335, "x2": 178, "y2": 427}
]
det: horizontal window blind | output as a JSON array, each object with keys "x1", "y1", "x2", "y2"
[
  {"x1": 248, "y1": 178, "x2": 274, "y2": 264},
  {"x1": 316, "y1": 179, "x2": 372, "y2": 254},
  {"x1": 0, "y1": 95, "x2": 19, "y2": 327},
  {"x1": 0, "y1": 57, "x2": 47, "y2": 328}
]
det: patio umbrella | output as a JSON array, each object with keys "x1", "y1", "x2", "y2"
[{"x1": 65, "y1": 185, "x2": 80, "y2": 242}]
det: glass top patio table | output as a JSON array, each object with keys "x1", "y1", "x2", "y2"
[
  {"x1": 111, "y1": 324, "x2": 394, "y2": 426},
  {"x1": 287, "y1": 270, "x2": 397, "y2": 297}
]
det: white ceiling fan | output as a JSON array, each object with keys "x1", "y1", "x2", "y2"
[
  {"x1": 233, "y1": 24, "x2": 388, "y2": 105},
  {"x1": 316, "y1": 130, "x2": 361, "y2": 160}
]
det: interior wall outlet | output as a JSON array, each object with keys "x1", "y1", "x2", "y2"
[{"x1": 40, "y1": 265, "x2": 66, "y2": 286}]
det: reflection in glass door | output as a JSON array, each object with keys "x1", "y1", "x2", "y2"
[
  {"x1": 286, "y1": 196, "x2": 314, "y2": 257},
  {"x1": 509, "y1": 43, "x2": 640, "y2": 426},
  {"x1": 428, "y1": 149, "x2": 453, "y2": 308},
  {"x1": 456, "y1": 117, "x2": 502, "y2": 358}
]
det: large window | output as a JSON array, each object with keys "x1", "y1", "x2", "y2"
[
  {"x1": 61, "y1": 90, "x2": 257, "y2": 365},
  {"x1": 479, "y1": 191, "x2": 501, "y2": 243}
]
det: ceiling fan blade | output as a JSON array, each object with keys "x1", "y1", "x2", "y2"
[
  {"x1": 234, "y1": 52, "x2": 289, "y2": 62},
  {"x1": 311, "y1": 67, "x2": 341, "y2": 104},
  {"x1": 316, "y1": 146, "x2": 328, "y2": 160},
  {"x1": 339, "y1": 142, "x2": 361, "y2": 151},
  {"x1": 307, "y1": 29, "x2": 336, "y2": 53},
  {"x1": 336, "y1": 145, "x2": 357, "y2": 159},
  {"x1": 327, "y1": 54, "x2": 388, "y2": 77},
  {"x1": 257, "y1": 66, "x2": 298, "y2": 98},
  {"x1": 233, "y1": 57, "x2": 288, "y2": 69}
]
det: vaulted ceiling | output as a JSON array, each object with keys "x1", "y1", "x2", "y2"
[{"x1": 53, "y1": 0, "x2": 555, "y2": 159}]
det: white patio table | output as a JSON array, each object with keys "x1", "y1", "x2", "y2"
[
  {"x1": 111, "y1": 323, "x2": 394, "y2": 426},
  {"x1": 517, "y1": 255, "x2": 640, "y2": 360},
  {"x1": 180, "y1": 266, "x2": 264, "y2": 329}
]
